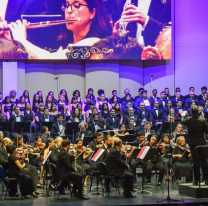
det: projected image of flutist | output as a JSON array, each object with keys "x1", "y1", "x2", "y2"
[{"x1": 0, "y1": 0, "x2": 112, "y2": 59}]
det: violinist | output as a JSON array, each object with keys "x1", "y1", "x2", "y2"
[
  {"x1": 39, "y1": 138, "x2": 54, "y2": 185},
  {"x1": 145, "y1": 135, "x2": 165, "y2": 186},
  {"x1": 49, "y1": 137, "x2": 63, "y2": 164},
  {"x1": 7, "y1": 144, "x2": 38, "y2": 198},
  {"x1": 113, "y1": 124, "x2": 129, "y2": 137},
  {"x1": 0, "y1": 137, "x2": 13, "y2": 172},
  {"x1": 105, "y1": 137, "x2": 135, "y2": 198},
  {"x1": 160, "y1": 134, "x2": 173, "y2": 180},
  {"x1": 172, "y1": 136, "x2": 192, "y2": 184},
  {"x1": 13, "y1": 134, "x2": 41, "y2": 190},
  {"x1": 88, "y1": 132, "x2": 103, "y2": 151},
  {"x1": 30, "y1": 137, "x2": 44, "y2": 167},
  {"x1": 74, "y1": 139, "x2": 93, "y2": 187},
  {"x1": 172, "y1": 123, "x2": 186, "y2": 142},
  {"x1": 130, "y1": 132, "x2": 148, "y2": 180}
]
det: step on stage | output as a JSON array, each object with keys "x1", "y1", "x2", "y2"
[
  {"x1": 1, "y1": 178, "x2": 208, "y2": 206},
  {"x1": 179, "y1": 183, "x2": 208, "y2": 198}
]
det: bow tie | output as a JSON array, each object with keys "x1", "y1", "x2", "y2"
[
  {"x1": 59, "y1": 123, "x2": 62, "y2": 126},
  {"x1": 155, "y1": 109, "x2": 159, "y2": 110},
  {"x1": 162, "y1": 99, "x2": 165, "y2": 101},
  {"x1": 16, "y1": 115, "x2": 20, "y2": 117},
  {"x1": 45, "y1": 117, "x2": 49, "y2": 119}
]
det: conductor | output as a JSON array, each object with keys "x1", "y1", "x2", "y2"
[{"x1": 181, "y1": 105, "x2": 208, "y2": 185}]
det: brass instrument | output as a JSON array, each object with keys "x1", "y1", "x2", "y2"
[{"x1": 0, "y1": 18, "x2": 81, "y2": 31}]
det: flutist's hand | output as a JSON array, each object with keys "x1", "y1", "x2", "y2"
[
  {"x1": 0, "y1": 21, "x2": 12, "y2": 40},
  {"x1": 8, "y1": 20, "x2": 27, "y2": 42},
  {"x1": 121, "y1": 4, "x2": 147, "y2": 27}
]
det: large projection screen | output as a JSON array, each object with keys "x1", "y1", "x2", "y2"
[{"x1": 0, "y1": 0, "x2": 171, "y2": 60}]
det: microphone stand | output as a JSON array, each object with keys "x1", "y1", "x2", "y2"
[
  {"x1": 54, "y1": 77, "x2": 60, "y2": 99},
  {"x1": 150, "y1": 74, "x2": 154, "y2": 97},
  {"x1": 157, "y1": 108, "x2": 182, "y2": 203}
]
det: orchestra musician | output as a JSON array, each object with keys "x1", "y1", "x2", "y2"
[
  {"x1": 88, "y1": 132, "x2": 103, "y2": 151},
  {"x1": 56, "y1": 140, "x2": 89, "y2": 199},
  {"x1": 160, "y1": 134, "x2": 173, "y2": 180},
  {"x1": 172, "y1": 123, "x2": 186, "y2": 141},
  {"x1": 39, "y1": 138, "x2": 54, "y2": 185},
  {"x1": 181, "y1": 106, "x2": 208, "y2": 185},
  {"x1": 105, "y1": 137, "x2": 136, "y2": 198},
  {"x1": 75, "y1": 122, "x2": 93, "y2": 141},
  {"x1": 172, "y1": 136, "x2": 192, "y2": 184},
  {"x1": 74, "y1": 139, "x2": 93, "y2": 187},
  {"x1": 113, "y1": 124, "x2": 129, "y2": 137},
  {"x1": 6, "y1": 144, "x2": 38, "y2": 198},
  {"x1": 145, "y1": 135, "x2": 165, "y2": 186}
]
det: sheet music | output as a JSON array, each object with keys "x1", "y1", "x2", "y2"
[
  {"x1": 136, "y1": 0, "x2": 152, "y2": 47},
  {"x1": 143, "y1": 99, "x2": 150, "y2": 106}
]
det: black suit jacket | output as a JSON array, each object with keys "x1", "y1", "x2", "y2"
[
  {"x1": 105, "y1": 147, "x2": 128, "y2": 177},
  {"x1": 137, "y1": 109, "x2": 152, "y2": 123},
  {"x1": 51, "y1": 122, "x2": 66, "y2": 137},
  {"x1": 75, "y1": 130, "x2": 93, "y2": 140},
  {"x1": 150, "y1": 109, "x2": 165, "y2": 123},
  {"x1": 88, "y1": 121, "x2": 104, "y2": 133},
  {"x1": 49, "y1": 145, "x2": 59, "y2": 164},
  {"x1": 123, "y1": 114, "x2": 140, "y2": 126},
  {"x1": 9, "y1": 115, "x2": 25, "y2": 122},
  {"x1": 106, "y1": 116, "x2": 120, "y2": 130},
  {"x1": 56, "y1": 149, "x2": 76, "y2": 179},
  {"x1": 181, "y1": 116, "x2": 207, "y2": 145},
  {"x1": 0, "y1": 146, "x2": 9, "y2": 171},
  {"x1": 40, "y1": 115, "x2": 55, "y2": 122}
]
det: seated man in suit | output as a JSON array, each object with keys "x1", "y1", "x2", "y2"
[
  {"x1": 75, "y1": 122, "x2": 93, "y2": 140},
  {"x1": 121, "y1": 88, "x2": 134, "y2": 102},
  {"x1": 123, "y1": 107, "x2": 139, "y2": 127},
  {"x1": 121, "y1": 93, "x2": 134, "y2": 111},
  {"x1": 40, "y1": 108, "x2": 55, "y2": 123},
  {"x1": 137, "y1": 102, "x2": 152, "y2": 128},
  {"x1": 174, "y1": 100, "x2": 186, "y2": 120},
  {"x1": 150, "y1": 101, "x2": 165, "y2": 131},
  {"x1": 185, "y1": 91, "x2": 199, "y2": 109},
  {"x1": 106, "y1": 108, "x2": 120, "y2": 130},
  {"x1": 56, "y1": 140, "x2": 89, "y2": 199},
  {"x1": 198, "y1": 86, "x2": 207, "y2": 101},
  {"x1": 199, "y1": 92, "x2": 208, "y2": 107},
  {"x1": 0, "y1": 137, "x2": 12, "y2": 171},
  {"x1": 51, "y1": 114, "x2": 66, "y2": 137},
  {"x1": 134, "y1": 88, "x2": 144, "y2": 101},
  {"x1": 9, "y1": 106, "x2": 25, "y2": 122},
  {"x1": 163, "y1": 100, "x2": 174, "y2": 117},
  {"x1": 136, "y1": 90, "x2": 152, "y2": 111},
  {"x1": 105, "y1": 137, "x2": 135, "y2": 198},
  {"x1": 88, "y1": 114, "x2": 105, "y2": 133},
  {"x1": 164, "y1": 87, "x2": 172, "y2": 100},
  {"x1": 157, "y1": 91, "x2": 168, "y2": 109},
  {"x1": 171, "y1": 91, "x2": 184, "y2": 107}
]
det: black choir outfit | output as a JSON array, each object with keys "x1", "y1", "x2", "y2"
[
  {"x1": 172, "y1": 146, "x2": 192, "y2": 182},
  {"x1": 106, "y1": 116, "x2": 120, "y2": 130}
]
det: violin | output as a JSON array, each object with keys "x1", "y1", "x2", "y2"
[{"x1": 177, "y1": 143, "x2": 191, "y2": 153}]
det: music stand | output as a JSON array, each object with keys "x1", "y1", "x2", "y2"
[
  {"x1": 83, "y1": 136, "x2": 94, "y2": 146},
  {"x1": 204, "y1": 112, "x2": 208, "y2": 122},
  {"x1": 135, "y1": 146, "x2": 153, "y2": 195},
  {"x1": 125, "y1": 134, "x2": 136, "y2": 142},
  {"x1": 42, "y1": 122, "x2": 55, "y2": 131},
  {"x1": 1, "y1": 121, "x2": 13, "y2": 133},
  {"x1": 194, "y1": 145, "x2": 208, "y2": 188},
  {"x1": 127, "y1": 129, "x2": 134, "y2": 134},
  {"x1": 13, "y1": 122, "x2": 24, "y2": 134},
  {"x1": 162, "y1": 122, "x2": 178, "y2": 134},
  {"x1": 89, "y1": 147, "x2": 105, "y2": 196},
  {"x1": 65, "y1": 123, "x2": 79, "y2": 142}
]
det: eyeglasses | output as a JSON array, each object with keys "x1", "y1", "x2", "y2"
[{"x1": 65, "y1": 2, "x2": 88, "y2": 11}]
